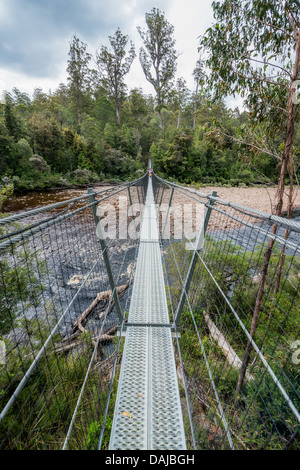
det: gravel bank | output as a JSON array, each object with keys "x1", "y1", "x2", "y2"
[{"x1": 195, "y1": 185, "x2": 300, "y2": 215}]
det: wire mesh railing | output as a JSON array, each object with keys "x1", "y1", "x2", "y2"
[
  {"x1": 1, "y1": 166, "x2": 299, "y2": 451},
  {"x1": 0, "y1": 175, "x2": 148, "y2": 450},
  {"x1": 153, "y1": 173, "x2": 300, "y2": 450}
]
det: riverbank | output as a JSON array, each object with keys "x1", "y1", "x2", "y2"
[
  {"x1": 2, "y1": 183, "x2": 115, "y2": 213},
  {"x1": 3, "y1": 182, "x2": 300, "y2": 219},
  {"x1": 167, "y1": 184, "x2": 300, "y2": 236},
  {"x1": 199, "y1": 185, "x2": 300, "y2": 215}
]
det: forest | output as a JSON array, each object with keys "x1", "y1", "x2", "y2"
[{"x1": 0, "y1": 5, "x2": 299, "y2": 199}]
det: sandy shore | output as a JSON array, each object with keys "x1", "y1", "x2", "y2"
[
  {"x1": 191, "y1": 185, "x2": 300, "y2": 215},
  {"x1": 163, "y1": 184, "x2": 300, "y2": 234}
]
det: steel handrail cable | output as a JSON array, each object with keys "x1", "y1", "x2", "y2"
[
  {"x1": 0, "y1": 174, "x2": 147, "y2": 226},
  {"x1": 153, "y1": 173, "x2": 300, "y2": 232}
]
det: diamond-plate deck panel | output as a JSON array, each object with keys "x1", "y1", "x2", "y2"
[
  {"x1": 149, "y1": 327, "x2": 185, "y2": 449},
  {"x1": 109, "y1": 327, "x2": 148, "y2": 450},
  {"x1": 109, "y1": 178, "x2": 186, "y2": 450},
  {"x1": 128, "y1": 241, "x2": 169, "y2": 324}
]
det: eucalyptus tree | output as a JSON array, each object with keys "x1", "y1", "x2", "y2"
[
  {"x1": 3, "y1": 92, "x2": 25, "y2": 142},
  {"x1": 201, "y1": 0, "x2": 300, "y2": 217},
  {"x1": 201, "y1": 0, "x2": 300, "y2": 394},
  {"x1": 67, "y1": 35, "x2": 94, "y2": 130},
  {"x1": 192, "y1": 49, "x2": 206, "y2": 129},
  {"x1": 166, "y1": 78, "x2": 191, "y2": 130},
  {"x1": 96, "y1": 28, "x2": 136, "y2": 126},
  {"x1": 137, "y1": 8, "x2": 177, "y2": 128},
  {"x1": 175, "y1": 78, "x2": 190, "y2": 129}
]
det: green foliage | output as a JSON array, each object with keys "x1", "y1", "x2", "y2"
[
  {"x1": 86, "y1": 416, "x2": 113, "y2": 450},
  {"x1": 0, "y1": 243, "x2": 45, "y2": 335},
  {"x1": 0, "y1": 328, "x2": 86, "y2": 448},
  {"x1": 0, "y1": 181, "x2": 14, "y2": 211},
  {"x1": 201, "y1": 0, "x2": 299, "y2": 123},
  {"x1": 67, "y1": 35, "x2": 94, "y2": 130},
  {"x1": 168, "y1": 237, "x2": 300, "y2": 449},
  {"x1": 15, "y1": 138, "x2": 33, "y2": 175},
  {"x1": 163, "y1": 133, "x2": 192, "y2": 180},
  {"x1": 241, "y1": 360, "x2": 300, "y2": 449},
  {"x1": 0, "y1": 312, "x2": 121, "y2": 449},
  {"x1": 1, "y1": 10, "x2": 297, "y2": 190},
  {"x1": 96, "y1": 28, "x2": 136, "y2": 126},
  {"x1": 200, "y1": 0, "x2": 300, "y2": 190},
  {"x1": 0, "y1": 60, "x2": 278, "y2": 188},
  {"x1": 137, "y1": 8, "x2": 177, "y2": 119}
]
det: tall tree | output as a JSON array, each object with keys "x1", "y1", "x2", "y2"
[
  {"x1": 96, "y1": 28, "x2": 136, "y2": 126},
  {"x1": 202, "y1": 0, "x2": 300, "y2": 217},
  {"x1": 201, "y1": 0, "x2": 300, "y2": 393},
  {"x1": 67, "y1": 36, "x2": 93, "y2": 131},
  {"x1": 192, "y1": 48, "x2": 206, "y2": 129},
  {"x1": 175, "y1": 78, "x2": 190, "y2": 129},
  {"x1": 137, "y1": 8, "x2": 177, "y2": 128},
  {"x1": 167, "y1": 78, "x2": 190, "y2": 130},
  {"x1": 3, "y1": 92, "x2": 24, "y2": 141}
]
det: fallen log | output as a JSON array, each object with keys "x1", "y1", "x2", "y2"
[
  {"x1": 55, "y1": 323, "x2": 123, "y2": 354},
  {"x1": 60, "y1": 331, "x2": 81, "y2": 344},
  {"x1": 72, "y1": 281, "x2": 129, "y2": 333},
  {"x1": 204, "y1": 312, "x2": 254, "y2": 381},
  {"x1": 55, "y1": 333, "x2": 113, "y2": 354}
]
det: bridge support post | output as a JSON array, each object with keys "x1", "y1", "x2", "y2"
[
  {"x1": 161, "y1": 186, "x2": 175, "y2": 240},
  {"x1": 127, "y1": 186, "x2": 139, "y2": 237},
  {"x1": 174, "y1": 190, "x2": 217, "y2": 328},
  {"x1": 157, "y1": 182, "x2": 165, "y2": 209},
  {"x1": 87, "y1": 188, "x2": 124, "y2": 324}
]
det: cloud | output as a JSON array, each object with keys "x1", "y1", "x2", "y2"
[
  {"x1": 0, "y1": 0, "x2": 219, "y2": 99},
  {"x1": 0, "y1": 1, "x2": 172, "y2": 78},
  {"x1": 0, "y1": 0, "x2": 110, "y2": 78}
]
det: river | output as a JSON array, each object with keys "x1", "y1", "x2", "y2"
[
  {"x1": 2, "y1": 185, "x2": 136, "y2": 344},
  {"x1": 2, "y1": 185, "x2": 299, "y2": 342},
  {"x1": 2, "y1": 185, "x2": 113, "y2": 214}
]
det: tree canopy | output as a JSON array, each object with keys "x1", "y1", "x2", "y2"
[
  {"x1": 0, "y1": 3, "x2": 299, "y2": 198},
  {"x1": 96, "y1": 28, "x2": 136, "y2": 126},
  {"x1": 137, "y1": 8, "x2": 177, "y2": 126}
]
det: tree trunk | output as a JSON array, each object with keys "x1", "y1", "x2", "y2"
[
  {"x1": 156, "y1": 68, "x2": 163, "y2": 130},
  {"x1": 77, "y1": 101, "x2": 82, "y2": 130},
  {"x1": 273, "y1": 165, "x2": 294, "y2": 300},
  {"x1": 193, "y1": 78, "x2": 199, "y2": 130},
  {"x1": 236, "y1": 30, "x2": 300, "y2": 394},
  {"x1": 116, "y1": 105, "x2": 121, "y2": 127},
  {"x1": 177, "y1": 110, "x2": 181, "y2": 129}
]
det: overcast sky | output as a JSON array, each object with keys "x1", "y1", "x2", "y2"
[
  {"x1": 0, "y1": 0, "x2": 243, "y2": 108},
  {"x1": 0, "y1": 1, "x2": 217, "y2": 93}
]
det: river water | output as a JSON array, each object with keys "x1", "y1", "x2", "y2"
[
  {"x1": 2, "y1": 185, "x2": 112, "y2": 214},
  {"x1": 3, "y1": 186, "x2": 300, "y2": 254},
  {"x1": 2, "y1": 186, "x2": 137, "y2": 342},
  {"x1": 2, "y1": 186, "x2": 300, "y2": 341}
]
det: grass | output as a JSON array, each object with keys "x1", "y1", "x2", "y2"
[{"x1": 168, "y1": 236, "x2": 300, "y2": 450}]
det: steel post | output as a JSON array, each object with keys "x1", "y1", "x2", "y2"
[
  {"x1": 87, "y1": 188, "x2": 124, "y2": 324},
  {"x1": 174, "y1": 190, "x2": 217, "y2": 328}
]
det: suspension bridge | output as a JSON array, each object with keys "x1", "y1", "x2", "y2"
[{"x1": 0, "y1": 161, "x2": 299, "y2": 450}]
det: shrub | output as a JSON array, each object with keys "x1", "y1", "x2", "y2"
[{"x1": 29, "y1": 155, "x2": 51, "y2": 173}]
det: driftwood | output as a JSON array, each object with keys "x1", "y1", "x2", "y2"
[
  {"x1": 55, "y1": 282, "x2": 130, "y2": 355},
  {"x1": 204, "y1": 312, "x2": 253, "y2": 381},
  {"x1": 55, "y1": 320, "x2": 125, "y2": 355},
  {"x1": 93, "y1": 351, "x2": 117, "y2": 372},
  {"x1": 72, "y1": 281, "x2": 129, "y2": 334},
  {"x1": 60, "y1": 330, "x2": 81, "y2": 344},
  {"x1": 55, "y1": 326, "x2": 119, "y2": 354}
]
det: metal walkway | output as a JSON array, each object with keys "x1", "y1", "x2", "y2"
[{"x1": 109, "y1": 176, "x2": 186, "y2": 450}]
